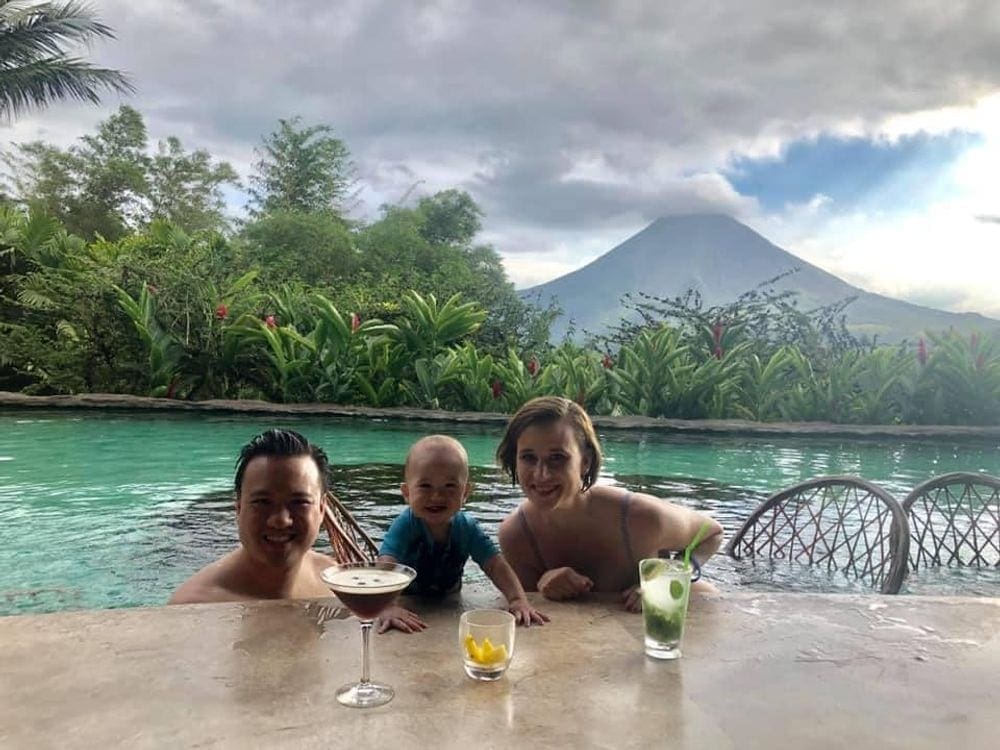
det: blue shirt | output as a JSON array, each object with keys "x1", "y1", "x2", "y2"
[{"x1": 379, "y1": 508, "x2": 499, "y2": 597}]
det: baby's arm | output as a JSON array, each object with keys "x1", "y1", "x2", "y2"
[
  {"x1": 375, "y1": 554, "x2": 427, "y2": 634},
  {"x1": 483, "y1": 554, "x2": 549, "y2": 626}
]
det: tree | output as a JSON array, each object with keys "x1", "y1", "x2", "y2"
[
  {"x1": 3, "y1": 106, "x2": 238, "y2": 237},
  {"x1": 355, "y1": 190, "x2": 554, "y2": 354},
  {"x1": 238, "y1": 210, "x2": 358, "y2": 287},
  {"x1": 0, "y1": 0, "x2": 134, "y2": 120},
  {"x1": 416, "y1": 189, "x2": 482, "y2": 245},
  {"x1": 247, "y1": 117, "x2": 356, "y2": 216},
  {"x1": 148, "y1": 136, "x2": 239, "y2": 233}
]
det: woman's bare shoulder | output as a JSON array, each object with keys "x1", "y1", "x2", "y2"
[{"x1": 498, "y1": 504, "x2": 527, "y2": 548}]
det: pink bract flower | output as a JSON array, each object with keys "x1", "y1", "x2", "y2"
[{"x1": 265, "y1": 315, "x2": 277, "y2": 329}]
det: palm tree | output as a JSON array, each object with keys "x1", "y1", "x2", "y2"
[{"x1": 0, "y1": 0, "x2": 133, "y2": 120}]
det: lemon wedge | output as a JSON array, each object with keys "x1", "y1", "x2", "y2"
[{"x1": 464, "y1": 634, "x2": 509, "y2": 665}]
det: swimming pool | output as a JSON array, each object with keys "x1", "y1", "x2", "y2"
[{"x1": 1, "y1": 410, "x2": 997, "y2": 615}]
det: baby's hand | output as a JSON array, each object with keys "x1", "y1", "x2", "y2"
[
  {"x1": 507, "y1": 596, "x2": 550, "y2": 626},
  {"x1": 377, "y1": 604, "x2": 427, "y2": 634},
  {"x1": 537, "y1": 567, "x2": 593, "y2": 601},
  {"x1": 622, "y1": 584, "x2": 642, "y2": 613}
]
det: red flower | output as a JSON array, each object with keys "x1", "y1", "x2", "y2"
[
  {"x1": 917, "y1": 338, "x2": 927, "y2": 366},
  {"x1": 527, "y1": 356, "x2": 539, "y2": 377},
  {"x1": 602, "y1": 353, "x2": 613, "y2": 370},
  {"x1": 491, "y1": 380, "x2": 503, "y2": 399},
  {"x1": 351, "y1": 312, "x2": 361, "y2": 333},
  {"x1": 265, "y1": 315, "x2": 277, "y2": 329},
  {"x1": 712, "y1": 320, "x2": 724, "y2": 345},
  {"x1": 711, "y1": 320, "x2": 725, "y2": 359},
  {"x1": 215, "y1": 303, "x2": 229, "y2": 321}
]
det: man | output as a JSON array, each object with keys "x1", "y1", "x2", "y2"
[{"x1": 169, "y1": 429, "x2": 337, "y2": 604}]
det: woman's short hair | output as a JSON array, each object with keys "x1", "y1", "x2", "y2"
[{"x1": 496, "y1": 396, "x2": 602, "y2": 490}]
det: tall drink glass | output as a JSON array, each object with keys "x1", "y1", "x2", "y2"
[
  {"x1": 638, "y1": 558, "x2": 692, "y2": 660},
  {"x1": 321, "y1": 561, "x2": 416, "y2": 708}
]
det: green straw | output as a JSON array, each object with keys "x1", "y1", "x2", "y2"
[{"x1": 683, "y1": 521, "x2": 714, "y2": 569}]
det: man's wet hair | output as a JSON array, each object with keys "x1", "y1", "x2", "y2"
[{"x1": 234, "y1": 428, "x2": 331, "y2": 494}]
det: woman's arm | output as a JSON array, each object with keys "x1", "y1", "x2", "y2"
[{"x1": 628, "y1": 494, "x2": 724, "y2": 565}]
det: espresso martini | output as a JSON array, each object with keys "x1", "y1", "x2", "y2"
[
  {"x1": 323, "y1": 567, "x2": 413, "y2": 619},
  {"x1": 320, "y1": 561, "x2": 416, "y2": 708}
]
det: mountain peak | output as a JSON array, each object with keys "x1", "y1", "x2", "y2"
[{"x1": 522, "y1": 214, "x2": 1000, "y2": 342}]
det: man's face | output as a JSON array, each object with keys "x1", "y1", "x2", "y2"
[{"x1": 236, "y1": 455, "x2": 324, "y2": 569}]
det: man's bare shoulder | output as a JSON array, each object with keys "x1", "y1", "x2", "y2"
[
  {"x1": 309, "y1": 550, "x2": 339, "y2": 572},
  {"x1": 168, "y1": 551, "x2": 244, "y2": 605}
]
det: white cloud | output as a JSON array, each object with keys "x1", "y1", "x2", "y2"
[
  {"x1": 751, "y1": 92, "x2": 1000, "y2": 319},
  {"x1": 4, "y1": 1, "x2": 1000, "y2": 317}
]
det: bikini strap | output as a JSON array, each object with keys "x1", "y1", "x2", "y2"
[
  {"x1": 517, "y1": 506, "x2": 549, "y2": 572},
  {"x1": 620, "y1": 491, "x2": 638, "y2": 564}
]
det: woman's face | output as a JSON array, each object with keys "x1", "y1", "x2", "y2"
[{"x1": 515, "y1": 419, "x2": 590, "y2": 509}]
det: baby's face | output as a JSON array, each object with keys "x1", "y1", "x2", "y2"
[{"x1": 402, "y1": 443, "x2": 471, "y2": 528}]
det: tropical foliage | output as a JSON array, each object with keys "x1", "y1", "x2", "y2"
[{"x1": 1, "y1": 109, "x2": 998, "y2": 425}]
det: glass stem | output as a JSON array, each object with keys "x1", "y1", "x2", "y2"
[{"x1": 360, "y1": 620, "x2": 373, "y2": 686}]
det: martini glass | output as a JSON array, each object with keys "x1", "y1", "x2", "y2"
[{"x1": 321, "y1": 561, "x2": 416, "y2": 708}]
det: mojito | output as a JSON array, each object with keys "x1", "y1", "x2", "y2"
[{"x1": 639, "y1": 558, "x2": 692, "y2": 659}]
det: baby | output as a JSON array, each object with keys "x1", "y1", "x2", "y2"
[{"x1": 377, "y1": 434, "x2": 548, "y2": 632}]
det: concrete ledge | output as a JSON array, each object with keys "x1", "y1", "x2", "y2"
[{"x1": 2, "y1": 390, "x2": 999, "y2": 439}]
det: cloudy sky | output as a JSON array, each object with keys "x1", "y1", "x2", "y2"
[{"x1": 7, "y1": 0, "x2": 1000, "y2": 316}]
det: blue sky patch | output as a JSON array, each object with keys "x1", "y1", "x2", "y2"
[{"x1": 725, "y1": 131, "x2": 981, "y2": 213}]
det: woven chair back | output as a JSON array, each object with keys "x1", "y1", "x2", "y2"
[
  {"x1": 726, "y1": 476, "x2": 910, "y2": 594},
  {"x1": 903, "y1": 472, "x2": 1000, "y2": 569},
  {"x1": 322, "y1": 492, "x2": 378, "y2": 564}
]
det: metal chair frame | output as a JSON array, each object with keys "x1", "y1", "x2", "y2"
[
  {"x1": 726, "y1": 476, "x2": 910, "y2": 594},
  {"x1": 903, "y1": 472, "x2": 1000, "y2": 569}
]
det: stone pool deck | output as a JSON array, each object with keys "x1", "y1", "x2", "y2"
[
  {"x1": 3, "y1": 391, "x2": 999, "y2": 439},
  {"x1": 1, "y1": 591, "x2": 996, "y2": 749}
]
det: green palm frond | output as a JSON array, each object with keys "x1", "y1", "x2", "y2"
[
  {"x1": 0, "y1": 1, "x2": 116, "y2": 57},
  {"x1": 0, "y1": 1, "x2": 134, "y2": 119},
  {"x1": 16, "y1": 284, "x2": 55, "y2": 309}
]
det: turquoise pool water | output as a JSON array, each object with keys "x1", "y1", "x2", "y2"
[{"x1": 1, "y1": 410, "x2": 997, "y2": 615}]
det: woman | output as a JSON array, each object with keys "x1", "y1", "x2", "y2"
[{"x1": 496, "y1": 396, "x2": 723, "y2": 611}]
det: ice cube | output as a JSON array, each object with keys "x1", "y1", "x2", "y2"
[{"x1": 642, "y1": 576, "x2": 683, "y2": 613}]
